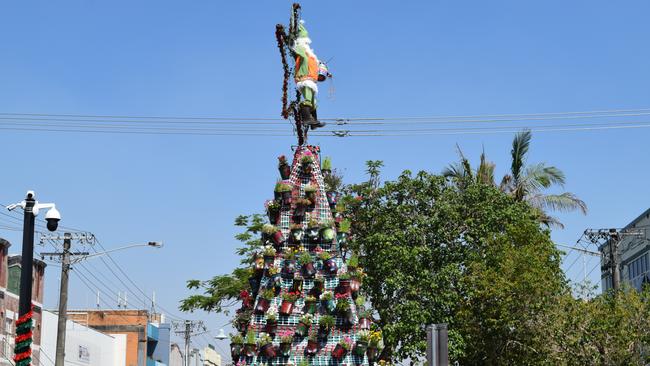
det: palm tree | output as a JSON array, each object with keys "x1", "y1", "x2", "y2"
[{"x1": 443, "y1": 130, "x2": 587, "y2": 228}]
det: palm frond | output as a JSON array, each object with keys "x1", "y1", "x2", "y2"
[
  {"x1": 528, "y1": 192, "x2": 588, "y2": 215},
  {"x1": 477, "y1": 150, "x2": 496, "y2": 186},
  {"x1": 510, "y1": 129, "x2": 531, "y2": 183}
]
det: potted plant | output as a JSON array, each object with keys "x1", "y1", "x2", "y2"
[
  {"x1": 304, "y1": 333, "x2": 319, "y2": 357},
  {"x1": 321, "y1": 157, "x2": 332, "y2": 176},
  {"x1": 335, "y1": 294, "x2": 355, "y2": 327},
  {"x1": 304, "y1": 184, "x2": 317, "y2": 202},
  {"x1": 350, "y1": 268, "x2": 365, "y2": 296},
  {"x1": 319, "y1": 291, "x2": 335, "y2": 314},
  {"x1": 289, "y1": 224, "x2": 305, "y2": 245},
  {"x1": 311, "y1": 274, "x2": 325, "y2": 296},
  {"x1": 319, "y1": 251, "x2": 338, "y2": 276},
  {"x1": 280, "y1": 291, "x2": 300, "y2": 315},
  {"x1": 303, "y1": 295, "x2": 318, "y2": 314},
  {"x1": 293, "y1": 198, "x2": 311, "y2": 218},
  {"x1": 326, "y1": 190, "x2": 338, "y2": 208},
  {"x1": 354, "y1": 330, "x2": 370, "y2": 357},
  {"x1": 278, "y1": 155, "x2": 291, "y2": 179},
  {"x1": 318, "y1": 314, "x2": 335, "y2": 336},
  {"x1": 255, "y1": 289, "x2": 275, "y2": 314},
  {"x1": 262, "y1": 245, "x2": 276, "y2": 266},
  {"x1": 265, "y1": 309, "x2": 278, "y2": 336},
  {"x1": 299, "y1": 252, "x2": 316, "y2": 279},
  {"x1": 234, "y1": 310, "x2": 251, "y2": 333},
  {"x1": 248, "y1": 274, "x2": 260, "y2": 296},
  {"x1": 346, "y1": 254, "x2": 359, "y2": 271},
  {"x1": 244, "y1": 330, "x2": 257, "y2": 357},
  {"x1": 320, "y1": 222, "x2": 336, "y2": 248},
  {"x1": 305, "y1": 219, "x2": 320, "y2": 242},
  {"x1": 332, "y1": 336, "x2": 353, "y2": 360},
  {"x1": 337, "y1": 219, "x2": 351, "y2": 250},
  {"x1": 337, "y1": 272, "x2": 352, "y2": 295},
  {"x1": 301, "y1": 155, "x2": 314, "y2": 175},
  {"x1": 266, "y1": 200, "x2": 281, "y2": 224},
  {"x1": 275, "y1": 181, "x2": 293, "y2": 205},
  {"x1": 281, "y1": 251, "x2": 297, "y2": 279},
  {"x1": 278, "y1": 329, "x2": 294, "y2": 356},
  {"x1": 262, "y1": 224, "x2": 284, "y2": 247},
  {"x1": 358, "y1": 308, "x2": 373, "y2": 330},
  {"x1": 295, "y1": 314, "x2": 313, "y2": 337},
  {"x1": 292, "y1": 272, "x2": 304, "y2": 292},
  {"x1": 267, "y1": 266, "x2": 282, "y2": 294},
  {"x1": 367, "y1": 331, "x2": 383, "y2": 363},
  {"x1": 230, "y1": 334, "x2": 244, "y2": 360},
  {"x1": 258, "y1": 333, "x2": 277, "y2": 358}
]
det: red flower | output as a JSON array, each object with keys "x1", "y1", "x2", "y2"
[
  {"x1": 240, "y1": 290, "x2": 249, "y2": 300},
  {"x1": 335, "y1": 293, "x2": 350, "y2": 300}
]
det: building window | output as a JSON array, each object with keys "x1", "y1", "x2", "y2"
[
  {"x1": 628, "y1": 253, "x2": 649, "y2": 290},
  {"x1": 7, "y1": 265, "x2": 20, "y2": 295}
]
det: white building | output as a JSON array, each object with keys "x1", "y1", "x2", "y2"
[
  {"x1": 170, "y1": 344, "x2": 222, "y2": 366},
  {"x1": 40, "y1": 310, "x2": 127, "y2": 366}
]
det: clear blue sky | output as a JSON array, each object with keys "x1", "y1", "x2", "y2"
[{"x1": 1, "y1": 0, "x2": 649, "y2": 355}]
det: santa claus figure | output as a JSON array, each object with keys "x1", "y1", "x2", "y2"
[{"x1": 291, "y1": 21, "x2": 330, "y2": 129}]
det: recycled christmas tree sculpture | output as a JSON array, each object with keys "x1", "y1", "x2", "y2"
[{"x1": 230, "y1": 145, "x2": 382, "y2": 366}]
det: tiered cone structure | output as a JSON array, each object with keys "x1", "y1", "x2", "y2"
[{"x1": 231, "y1": 145, "x2": 382, "y2": 365}]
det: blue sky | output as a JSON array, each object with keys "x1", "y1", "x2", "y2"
[{"x1": 1, "y1": 0, "x2": 649, "y2": 355}]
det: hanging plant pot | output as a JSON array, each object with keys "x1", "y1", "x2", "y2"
[
  {"x1": 295, "y1": 321, "x2": 310, "y2": 337},
  {"x1": 270, "y1": 275, "x2": 282, "y2": 294},
  {"x1": 244, "y1": 344, "x2": 257, "y2": 357},
  {"x1": 260, "y1": 343, "x2": 277, "y2": 358},
  {"x1": 318, "y1": 325, "x2": 331, "y2": 337},
  {"x1": 323, "y1": 258, "x2": 338, "y2": 276},
  {"x1": 354, "y1": 341, "x2": 368, "y2": 357},
  {"x1": 342, "y1": 309, "x2": 355, "y2": 327},
  {"x1": 280, "y1": 300, "x2": 295, "y2": 316},
  {"x1": 311, "y1": 279, "x2": 324, "y2": 296},
  {"x1": 338, "y1": 279, "x2": 351, "y2": 295},
  {"x1": 294, "y1": 205, "x2": 307, "y2": 218},
  {"x1": 321, "y1": 299, "x2": 336, "y2": 314},
  {"x1": 332, "y1": 344, "x2": 348, "y2": 360},
  {"x1": 230, "y1": 343, "x2": 243, "y2": 360},
  {"x1": 337, "y1": 232, "x2": 349, "y2": 247},
  {"x1": 265, "y1": 319, "x2": 278, "y2": 336},
  {"x1": 350, "y1": 278, "x2": 361, "y2": 294},
  {"x1": 305, "y1": 190, "x2": 316, "y2": 202},
  {"x1": 281, "y1": 260, "x2": 296, "y2": 279},
  {"x1": 255, "y1": 298, "x2": 271, "y2": 314},
  {"x1": 326, "y1": 191, "x2": 338, "y2": 207},
  {"x1": 290, "y1": 227, "x2": 304, "y2": 244},
  {"x1": 359, "y1": 317, "x2": 372, "y2": 330},
  {"x1": 305, "y1": 227, "x2": 320, "y2": 242},
  {"x1": 292, "y1": 276, "x2": 303, "y2": 292},
  {"x1": 303, "y1": 164, "x2": 313, "y2": 175},
  {"x1": 301, "y1": 262, "x2": 317, "y2": 279},
  {"x1": 305, "y1": 339, "x2": 319, "y2": 357},
  {"x1": 264, "y1": 255, "x2": 275, "y2": 267},
  {"x1": 367, "y1": 347, "x2": 378, "y2": 364},
  {"x1": 271, "y1": 231, "x2": 285, "y2": 246},
  {"x1": 248, "y1": 277, "x2": 260, "y2": 295},
  {"x1": 279, "y1": 164, "x2": 291, "y2": 180},
  {"x1": 268, "y1": 209, "x2": 280, "y2": 225},
  {"x1": 303, "y1": 299, "x2": 317, "y2": 314},
  {"x1": 279, "y1": 342, "x2": 292, "y2": 356},
  {"x1": 320, "y1": 227, "x2": 336, "y2": 243}
]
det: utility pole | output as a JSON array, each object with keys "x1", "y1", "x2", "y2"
[
  {"x1": 173, "y1": 320, "x2": 206, "y2": 366},
  {"x1": 584, "y1": 228, "x2": 644, "y2": 290},
  {"x1": 40, "y1": 232, "x2": 92, "y2": 366}
]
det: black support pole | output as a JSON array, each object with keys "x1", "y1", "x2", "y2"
[{"x1": 19, "y1": 193, "x2": 36, "y2": 316}]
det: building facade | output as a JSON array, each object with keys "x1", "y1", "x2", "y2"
[
  {"x1": 68, "y1": 309, "x2": 171, "y2": 366},
  {"x1": 41, "y1": 309, "x2": 127, "y2": 365},
  {"x1": 599, "y1": 208, "x2": 650, "y2": 291},
  {"x1": 0, "y1": 238, "x2": 47, "y2": 366}
]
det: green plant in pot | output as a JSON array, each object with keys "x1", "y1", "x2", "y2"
[
  {"x1": 332, "y1": 336, "x2": 354, "y2": 360},
  {"x1": 292, "y1": 272, "x2": 304, "y2": 292},
  {"x1": 295, "y1": 314, "x2": 313, "y2": 338},
  {"x1": 319, "y1": 251, "x2": 338, "y2": 276},
  {"x1": 311, "y1": 274, "x2": 325, "y2": 296},
  {"x1": 336, "y1": 294, "x2": 355, "y2": 327},
  {"x1": 304, "y1": 184, "x2": 317, "y2": 202},
  {"x1": 318, "y1": 314, "x2": 335, "y2": 336},
  {"x1": 262, "y1": 245, "x2": 276, "y2": 267},
  {"x1": 244, "y1": 329, "x2": 257, "y2": 357},
  {"x1": 230, "y1": 334, "x2": 244, "y2": 360},
  {"x1": 290, "y1": 223, "x2": 305, "y2": 245},
  {"x1": 262, "y1": 224, "x2": 284, "y2": 247},
  {"x1": 354, "y1": 330, "x2": 370, "y2": 356},
  {"x1": 299, "y1": 251, "x2": 316, "y2": 279},
  {"x1": 337, "y1": 272, "x2": 352, "y2": 295},
  {"x1": 266, "y1": 200, "x2": 281, "y2": 225},
  {"x1": 278, "y1": 155, "x2": 291, "y2": 180},
  {"x1": 319, "y1": 290, "x2": 335, "y2": 314},
  {"x1": 367, "y1": 330, "x2": 383, "y2": 363},
  {"x1": 265, "y1": 308, "x2": 278, "y2": 336},
  {"x1": 358, "y1": 308, "x2": 373, "y2": 330},
  {"x1": 255, "y1": 289, "x2": 275, "y2": 314},
  {"x1": 258, "y1": 332, "x2": 277, "y2": 358},
  {"x1": 235, "y1": 309, "x2": 252, "y2": 333},
  {"x1": 305, "y1": 218, "x2": 320, "y2": 242},
  {"x1": 305, "y1": 332, "x2": 319, "y2": 357},
  {"x1": 293, "y1": 198, "x2": 311, "y2": 218},
  {"x1": 281, "y1": 249, "x2": 297, "y2": 279},
  {"x1": 320, "y1": 222, "x2": 336, "y2": 248},
  {"x1": 278, "y1": 329, "x2": 294, "y2": 356},
  {"x1": 301, "y1": 155, "x2": 314, "y2": 175},
  {"x1": 303, "y1": 294, "x2": 318, "y2": 314},
  {"x1": 337, "y1": 219, "x2": 351, "y2": 250},
  {"x1": 280, "y1": 291, "x2": 300, "y2": 316},
  {"x1": 275, "y1": 181, "x2": 293, "y2": 205}
]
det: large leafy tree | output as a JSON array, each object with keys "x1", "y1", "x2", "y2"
[
  {"x1": 443, "y1": 130, "x2": 587, "y2": 228},
  {"x1": 343, "y1": 166, "x2": 567, "y2": 364}
]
